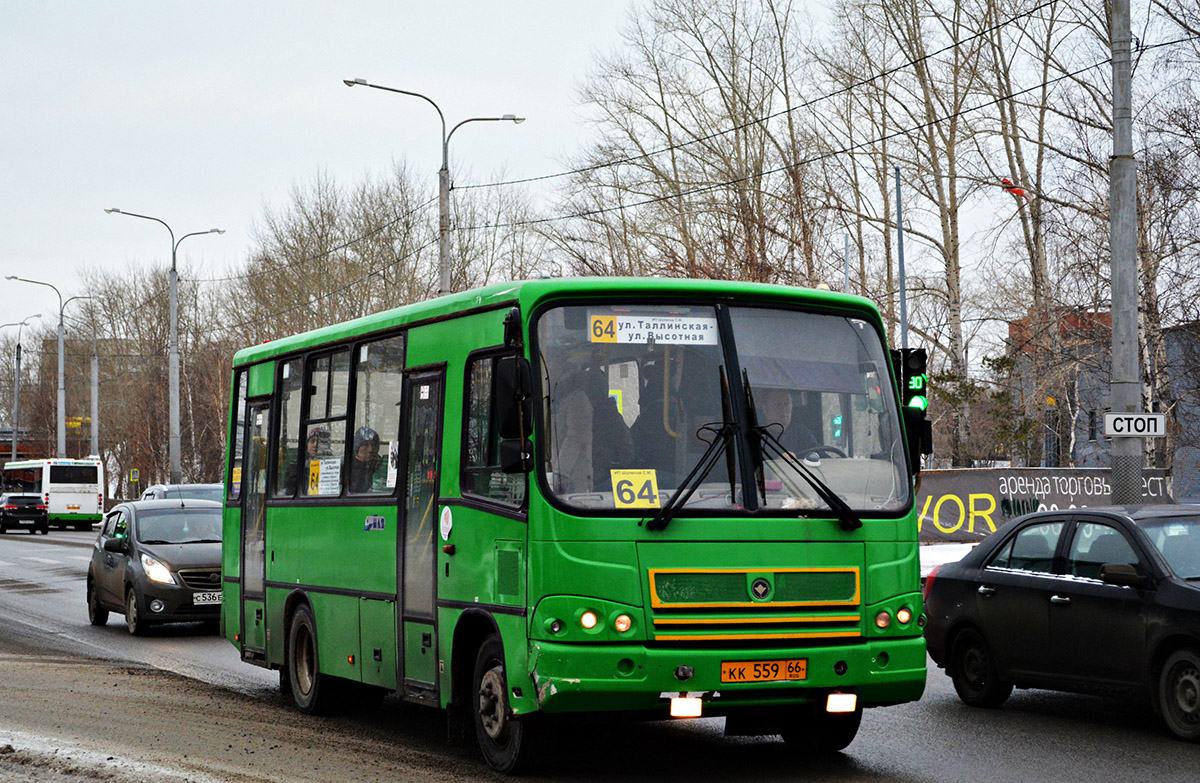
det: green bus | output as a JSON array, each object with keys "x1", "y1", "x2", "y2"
[{"x1": 222, "y1": 277, "x2": 929, "y2": 772}]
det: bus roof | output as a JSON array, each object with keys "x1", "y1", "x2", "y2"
[
  {"x1": 4, "y1": 458, "x2": 102, "y2": 468},
  {"x1": 231, "y1": 276, "x2": 880, "y2": 368}
]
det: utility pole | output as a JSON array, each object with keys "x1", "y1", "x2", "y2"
[
  {"x1": 895, "y1": 166, "x2": 909, "y2": 349},
  {"x1": 1109, "y1": 0, "x2": 1142, "y2": 504}
]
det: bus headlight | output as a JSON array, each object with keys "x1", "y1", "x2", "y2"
[
  {"x1": 580, "y1": 610, "x2": 599, "y2": 630},
  {"x1": 140, "y1": 554, "x2": 175, "y2": 585}
]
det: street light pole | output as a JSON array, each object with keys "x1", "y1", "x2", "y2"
[
  {"x1": 1, "y1": 315, "x2": 42, "y2": 461},
  {"x1": 105, "y1": 209, "x2": 224, "y2": 483},
  {"x1": 343, "y1": 78, "x2": 524, "y2": 296},
  {"x1": 6, "y1": 277, "x2": 70, "y2": 457}
]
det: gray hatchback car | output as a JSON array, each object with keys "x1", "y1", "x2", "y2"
[{"x1": 86, "y1": 499, "x2": 223, "y2": 635}]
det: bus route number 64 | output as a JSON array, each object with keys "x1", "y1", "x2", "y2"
[{"x1": 610, "y1": 469, "x2": 660, "y2": 509}]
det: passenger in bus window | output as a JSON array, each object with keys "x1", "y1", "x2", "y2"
[
  {"x1": 350, "y1": 427, "x2": 385, "y2": 493},
  {"x1": 756, "y1": 387, "x2": 818, "y2": 455},
  {"x1": 286, "y1": 427, "x2": 331, "y2": 494},
  {"x1": 548, "y1": 355, "x2": 633, "y2": 495}
]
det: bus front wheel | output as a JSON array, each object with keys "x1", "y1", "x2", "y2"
[{"x1": 473, "y1": 634, "x2": 532, "y2": 773}]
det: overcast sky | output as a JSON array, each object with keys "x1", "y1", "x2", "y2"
[{"x1": 1, "y1": 1, "x2": 631, "y2": 330}]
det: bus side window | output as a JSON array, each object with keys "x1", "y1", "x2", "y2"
[
  {"x1": 349, "y1": 335, "x2": 405, "y2": 495},
  {"x1": 273, "y1": 359, "x2": 304, "y2": 497},
  {"x1": 301, "y1": 349, "x2": 350, "y2": 497},
  {"x1": 463, "y1": 352, "x2": 527, "y2": 507}
]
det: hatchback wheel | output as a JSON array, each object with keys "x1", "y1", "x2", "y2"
[
  {"x1": 1160, "y1": 649, "x2": 1200, "y2": 741},
  {"x1": 951, "y1": 627, "x2": 1013, "y2": 707},
  {"x1": 125, "y1": 588, "x2": 146, "y2": 636},
  {"x1": 87, "y1": 577, "x2": 109, "y2": 626}
]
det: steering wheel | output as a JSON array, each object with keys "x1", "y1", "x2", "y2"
[{"x1": 802, "y1": 444, "x2": 848, "y2": 459}]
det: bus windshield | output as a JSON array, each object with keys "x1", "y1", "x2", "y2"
[{"x1": 537, "y1": 302, "x2": 908, "y2": 515}]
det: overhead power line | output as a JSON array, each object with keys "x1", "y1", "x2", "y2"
[{"x1": 455, "y1": 0, "x2": 1060, "y2": 193}]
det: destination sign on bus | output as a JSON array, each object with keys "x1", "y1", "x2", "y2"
[{"x1": 589, "y1": 314, "x2": 719, "y2": 345}]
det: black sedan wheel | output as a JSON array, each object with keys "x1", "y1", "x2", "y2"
[
  {"x1": 86, "y1": 577, "x2": 108, "y2": 626},
  {"x1": 951, "y1": 627, "x2": 1013, "y2": 707},
  {"x1": 125, "y1": 588, "x2": 146, "y2": 636},
  {"x1": 1160, "y1": 649, "x2": 1200, "y2": 741}
]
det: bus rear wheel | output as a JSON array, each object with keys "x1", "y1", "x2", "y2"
[
  {"x1": 473, "y1": 634, "x2": 532, "y2": 773},
  {"x1": 287, "y1": 604, "x2": 346, "y2": 715}
]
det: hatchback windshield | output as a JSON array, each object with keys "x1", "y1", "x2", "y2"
[
  {"x1": 135, "y1": 509, "x2": 222, "y2": 544},
  {"x1": 1142, "y1": 515, "x2": 1200, "y2": 579},
  {"x1": 536, "y1": 302, "x2": 908, "y2": 515}
]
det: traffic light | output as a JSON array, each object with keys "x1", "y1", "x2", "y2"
[{"x1": 900, "y1": 348, "x2": 928, "y2": 411}]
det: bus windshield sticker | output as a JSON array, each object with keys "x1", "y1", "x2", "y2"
[
  {"x1": 611, "y1": 469, "x2": 661, "y2": 509},
  {"x1": 589, "y1": 314, "x2": 718, "y2": 345},
  {"x1": 387, "y1": 441, "x2": 400, "y2": 488},
  {"x1": 440, "y1": 506, "x2": 453, "y2": 541},
  {"x1": 420, "y1": 385, "x2": 430, "y2": 400}
]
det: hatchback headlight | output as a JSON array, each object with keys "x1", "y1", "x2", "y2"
[{"x1": 140, "y1": 553, "x2": 175, "y2": 585}]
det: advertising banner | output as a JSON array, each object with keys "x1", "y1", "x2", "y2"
[{"x1": 916, "y1": 468, "x2": 1173, "y2": 542}]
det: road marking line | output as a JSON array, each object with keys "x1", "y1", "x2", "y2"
[{"x1": 23, "y1": 557, "x2": 60, "y2": 564}]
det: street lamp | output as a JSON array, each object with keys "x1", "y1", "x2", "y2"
[
  {"x1": 343, "y1": 77, "x2": 524, "y2": 296},
  {"x1": 0, "y1": 315, "x2": 42, "y2": 460},
  {"x1": 105, "y1": 209, "x2": 224, "y2": 483},
  {"x1": 3, "y1": 278, "x2": 89, "y2": 458}
]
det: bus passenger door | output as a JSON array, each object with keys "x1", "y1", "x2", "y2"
[
  {"x1": 398, "y1": 370, "x2": 443, "y2": 702},
  {"x1": 240, "y1": 401, "x2": 270, "y2": 660}
]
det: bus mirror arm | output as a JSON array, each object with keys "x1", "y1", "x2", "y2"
[{"x1": 499, "y1": 438, "x2": 534, "y2": 474}]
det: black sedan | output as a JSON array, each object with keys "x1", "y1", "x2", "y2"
[
  {"x1": 924, "y1": 504, "x2": 1200, "y2": 742},
  {"x1": 0, "y1": 493, "x2": 48, "y2": 535},
  {"x1": 86, "y1": 499, "x2": 223, "y2": 635}
]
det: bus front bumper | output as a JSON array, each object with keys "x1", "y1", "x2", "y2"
[{"x1": 520, "y1": 636, "x2": 926, "y2": 716}]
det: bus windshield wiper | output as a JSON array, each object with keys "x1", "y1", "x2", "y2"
[
  {"x1": 646, "y1": 369, "x2": 738, "y2": 532},
  {"x1": 743, "y1": 372, "x2": 861, "y2": 531}
]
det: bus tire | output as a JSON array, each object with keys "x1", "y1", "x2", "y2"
[
  {"x1": 780, "y1": 706, "x2": 862, "y2": 753},
  {"x1": 472, "y1": 634, "x2": 533, "y2": 773},
  {"x1": 287, "y1": 604, "x2": 344, "y2": 715}
]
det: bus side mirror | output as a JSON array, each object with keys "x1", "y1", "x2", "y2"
[
  {"x1": 499, "y1": 438, "x2": 534, "y2": 474},
  {"x1": 495, "y1": 356, "x2": 532, "y2": 441},
  {"x1": 902, "y1": 406, "x2": 932, "y2": 475}
]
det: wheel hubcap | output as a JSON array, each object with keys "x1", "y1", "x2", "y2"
[
  {"x1": 478, "y1": 666, "x2": 507, "y2": 740},
  {"x1": 295, "y1": 627, "x2": 315, "y2": 695},
  {"x1": 1171, "y1": 665, "x2": 1200, "y2": 723},
  {"x1": 963, "y1": 647, "x2": 985, "y2": 687}
]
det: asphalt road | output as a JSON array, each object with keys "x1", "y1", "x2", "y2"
[{"x1": 0, "y1": 530, "x2": 1197, "y2": 782}]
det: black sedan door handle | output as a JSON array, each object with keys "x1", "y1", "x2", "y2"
[
  {"x1": 977, "y1": 585, "x2": 996, "y2": 596},
  {"x1": 1050, "y1": 595, "x2": 1071, "y2": 605}
]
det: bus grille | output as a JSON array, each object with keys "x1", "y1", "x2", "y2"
[{"x1": 647, "y1": 567, "x2": 861, "y2": 642}]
